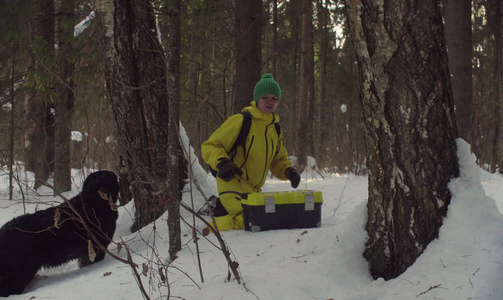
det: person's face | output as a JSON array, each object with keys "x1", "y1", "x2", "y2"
[{"x1": 257, "y1": 95, "x2": 279, "y2": 114}]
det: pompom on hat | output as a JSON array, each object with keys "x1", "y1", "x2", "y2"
[{"x1": 253, "y1": 74, "x2": 281, "y2": 103}]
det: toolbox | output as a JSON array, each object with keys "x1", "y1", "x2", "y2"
[{"x1": 241, "y1": 190, "x2": 323, "y2": 232}]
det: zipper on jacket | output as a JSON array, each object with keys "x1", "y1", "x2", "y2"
[
  {"x1": 270, "y1": 137, "x2": 276, "y2": 160},
  {"x1": 256, "y1": 117, "x2": 276, "y2": 189},
  {"x1": 240, "y1": 135, "x2": 254, "y2": 182}
]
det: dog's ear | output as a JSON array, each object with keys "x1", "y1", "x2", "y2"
[{"x1": 98, "y1": 189, "x2": 119, "y2": 211}]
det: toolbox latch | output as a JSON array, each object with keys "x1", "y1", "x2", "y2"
[
  {"x1": 305, "y1": 195, "x2": 315, "y2": 211},
  {"x1": 265, "y1": 197, "x2": 275, "y2": 213}
]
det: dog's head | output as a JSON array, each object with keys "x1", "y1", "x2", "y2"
[{"x1": 82, "y1": 170, "x2": 120, "y2": 204}]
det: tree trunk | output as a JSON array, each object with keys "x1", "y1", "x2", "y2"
[
  {"x1": 24, "y1": 0, "x2": 55, "y2": 190},
  {"x1": 289, "y1": 2, "x2": 301, "y2": 156},
  {"x1": 345, "y1": 0, "x2": 459, "y2": 280},
  {"x1": 497, "y1": 0, "x2": 503, "y2": 173},
  {"x1": 308, "y1": 3, "x2": 316, "y2": 163},
  {"x1": 442, "y1": 0, "x2": 473, "y2": 143},
  {"x1": 96, "y1": 0, "x2": 174, "y2": 231},
  {"x1": 96, "y1": 0, "x2": 148, "y2": 220},
  {"x1": 272, "y1": 0, "x2": 278, "y2": 76},
  {"x1": 162, "y1": 0, "x2": 183, "y2": 261},
  {"x1": 318, "y1": 0, "x2": 331, "y2": 168},
  {"x1": 472, "y1": 0, "x2": 502, "y2": 172},
  {"x1": 489, "y1": 0, "x2": 502, "y2": 172},
  {"x1": 297, "y1": 0, "x2": 314, "y2": 171},
  {"x1": 54, "y1": 0, "x2": 76, "y2": 193},
  {"x1": 234, "y1": 0, "x2": 262, "y2": 112},
  {"x1": 9, "y1": 46, "x2": 15, "y2": 199}
]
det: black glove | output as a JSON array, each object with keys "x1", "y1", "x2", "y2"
[
  {"x1": 217, "y1": 159, "x2": 243, "y2": 181},
  {"x1": 285, "y1": 167, "x2": 300, "y2": 188}
]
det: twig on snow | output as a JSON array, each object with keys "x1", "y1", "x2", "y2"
[
  {"x1": 333, "y1": 177, "x2": 350, "y2": 216},
  {"x1": 416, "y1": 284, "x2": 446, "y2": 297},
  {"x1": 292, "y1": 247, "x2": 317, "y2": 260}
]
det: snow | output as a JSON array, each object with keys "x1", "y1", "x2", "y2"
[
  {"x1": 0, "y1": 138, "x2": 502, "y2": 299},
  {"x1": 74, "y1": 11, "x2": 95, "y2": 37},
  {"x1": 71, "y1": 131, "x2": 83, "y2": 142},
  {"x1": 340, "y1": 104, "x2": 347, "y2": 113},
  {"x1": 2, "y1": 102, "x2": 12, "y2": 112}
]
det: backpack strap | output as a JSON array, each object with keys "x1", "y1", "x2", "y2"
[
  {"x1": 229, "y1": 111, "x2": 252, "y2": 157},
  {"x1": 231, "y1": 112, "x2": 281, "y2": 156},
  {"x1": 211, "y1": 112, "x2": 252, "y2": 177},
  {"x1": 211, "y1": 111, "x2": 282, "y2": 177},
  {"x1": 275, "y1": 123, "x2": 281, "y2": 137}
]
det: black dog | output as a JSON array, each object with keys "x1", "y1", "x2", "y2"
[{"x1": 0, "y1": 170, "x2": 120, "y2": 297}]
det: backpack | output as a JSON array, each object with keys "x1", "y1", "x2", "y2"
[{"x1": 210, "y1": 111, "x2": 281, "y2": 177}]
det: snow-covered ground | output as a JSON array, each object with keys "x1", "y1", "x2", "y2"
[{"x1": 0, "y1": 139, "x2": 502, "y2": 299}]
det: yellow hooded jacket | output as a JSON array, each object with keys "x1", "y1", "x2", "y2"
[{"x1": 202, "y1": 101, "x2": 293, "y2": 228}]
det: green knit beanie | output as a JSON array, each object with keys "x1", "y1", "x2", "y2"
[{"x1": 253, "y1": 74, "x2": 281, "y2": 103}]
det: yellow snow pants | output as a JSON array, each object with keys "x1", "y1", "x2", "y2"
[{"x1": 207, "y1": 176, "x2": 259, "y2": 232}]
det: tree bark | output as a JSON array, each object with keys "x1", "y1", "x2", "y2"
[
  {"x1": 318, "y1": 0, "x2": 331, "y2": 168},
  {"x1": 272, "y1": 0, "x2": 278, "y2": 76},
  {"x1": 297, "y1": 0, "x2": 314, "y2": 171},
  {"x1": 96, "y1": 0, "x2": 150, "y2": 227},
  {"x1": 9, "y1": 45, "x2": 15, "y2": 199},
  {"x1": 488, "y1": 0, "x2": 502, "y2": 172},
  {"x1": 234, "y1": 0, "x2": 262, "y2": 113},
  {"x1": 497, "y1": 0, "x2": 503, "y2": 172},
  {"x1": 96, "y1": 0, "x2": 174, "y2": 231},
  {"x1": 24, "y1": 0, "x2": 55, "y2": 189},
  {"x1": 24, "y1": 63, "x2": 53, "y2": 190},
  {"x1": 162, "y1": 0, "x2": 183, "y2": 261},
  {"x1": 442, "y1": 0, "x2": 473, "y2": 143},
  {"x1": 54, "y1": 0, "x2": 76, "y2": 193},
  {"x1": 472, "y1": 0, "x2": 502, "y2": 172},
  {"x1": 345, "y1": 0, "x2": 459, "y2": 280}
]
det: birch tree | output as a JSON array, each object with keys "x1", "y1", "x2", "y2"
[
  {"x1": 345, "y1": 0, "x2": 459, "y2": 279},
  {"x1": 95, "y1": 0, "x2": 180, "y2": 234}
]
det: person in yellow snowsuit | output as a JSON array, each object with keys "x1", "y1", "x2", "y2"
[{"x1": 201, "y1": 74, "x2": 301, "y2": 232}]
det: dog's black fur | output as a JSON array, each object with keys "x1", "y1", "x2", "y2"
[{"x1": 0, "y1": 170, "x2": 120, "y2": 297}]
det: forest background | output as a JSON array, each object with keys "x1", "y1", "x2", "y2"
[
  {"x1": 0, "y1": 0, "x2": 501, "y2": 292},
  {"x1": 0, "y1": 0, "x2": 501, "y2": 184}
]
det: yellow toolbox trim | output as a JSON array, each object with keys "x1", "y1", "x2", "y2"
[{"x1": 242, "y1": 190, "x2": 323, "y2": 206}]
